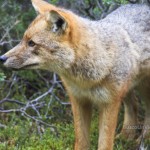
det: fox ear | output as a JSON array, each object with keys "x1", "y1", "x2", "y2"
[
  {"x1": 31, "y1": 0, "x2": 57, "y2": 14},
  {"x1": 47, "y1": 10, "x2": 68, "y2": 33}
]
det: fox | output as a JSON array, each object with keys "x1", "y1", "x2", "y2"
[{"x1": 0, "y1": 0, "x2": 150, "y2": 149}]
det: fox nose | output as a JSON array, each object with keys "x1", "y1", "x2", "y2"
[{"x1": 0, "y1": 55, "x2": 8, "y2": 63}]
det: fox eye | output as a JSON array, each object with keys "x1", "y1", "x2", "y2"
[{"x1": 28, "y1": 40, "x2": 35, "y2": 47}]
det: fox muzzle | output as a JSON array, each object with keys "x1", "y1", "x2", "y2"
[{"x1": 0, "y1": 55, "x2": 8, "y2": 63}]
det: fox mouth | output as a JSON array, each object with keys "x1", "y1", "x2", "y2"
[
  {"x1": 21, "y1": 63, "x2": 39, "y2": 70},
  {"x1": 9, "y1": 63, "x2": 39, "y2": 71}
]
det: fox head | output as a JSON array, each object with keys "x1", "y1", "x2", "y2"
[{"x1": 0, "y1": 0, "x2": 79, "y2": 74}]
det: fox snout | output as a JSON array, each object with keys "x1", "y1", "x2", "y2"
[{"x1": 0, "y1": 55, "x2": 8, "y2": 63}]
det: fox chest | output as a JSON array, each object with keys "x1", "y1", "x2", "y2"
[{"x1": 66, "y1": 82, "x2": 112, "y2": 103}]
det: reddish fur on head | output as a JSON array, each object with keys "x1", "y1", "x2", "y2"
[
  {"x1": 31, "y1": 0, "x2": 57, "y2": 14},
  {"x1": 2, "y1": 0, "x2": 81, "y2": 73}
]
